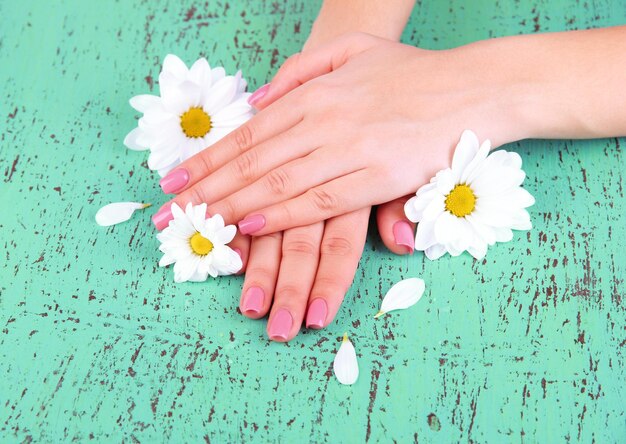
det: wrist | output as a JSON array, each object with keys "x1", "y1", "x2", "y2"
[
  {"x1": 305, "y1": 0, "x2": 414, "y2": 51},
  {"x1": 452, "y1": 35, "x2": 552, "y2": 146}
]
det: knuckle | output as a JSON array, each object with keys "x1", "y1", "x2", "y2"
[
  {"x1": 313, "y1": 276, "x2": 351, "y2": 295},
  {"x1": 233, "y1": 150, "x2": 258, "y2": 182},
  {"x1": 300, "y1": 82, "x2": 323, "y2": 101},
  {"x1": 308, "y1": 188, "x2": 339, "y2": 212},
  {"x1": 199, "y1": 152, "x2": 215, "y2": 173},
  {"x1": 245, "y1": 267, "x2": 275, "y2": 284},
  {"x1": 233, "y1": 124, "x2": 254, "y2": 154},
  {"x1": 189, "y1": 186, "x2": 208, "y2": 205},
  {"x1": 282, "y1": 53, "x2": 301, "y2": 71},
  {"x1": 320, "y1": 236, "x2": 354, "y2": 257},
  {"x1": 276, "y1": 284, "x2": 305, "y2": 301},
  {"x1": 218, "y1": 198, "x2": 238, "y2": 220},
  {"x1": 264, "y1": 168, "x2": 291, "y2": 195},
  {"x1": 283, "y1": 234, "x2": 319, "y2": 257}
]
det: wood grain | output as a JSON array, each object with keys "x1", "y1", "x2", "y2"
[{"x1": 1, "y1": 0, "x2": 625, "y2": 442}]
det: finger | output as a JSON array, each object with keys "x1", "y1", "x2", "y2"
[
  {"x1": 306, "y1": 207, "x2": 370, "y2": 329},
  {"x1": 240, "y1": 232, "x2": 283, "y2": 319},
  {"x1": 167, "y1": 124, "x2": 321, "y2": 214},
  {"x1": 266, "y1": 223, "x2": 324, "y2": 342},
  {"x1": 228, "y1": 232, "x2": 251, "y2": 275},
  {"x1": 251, "y1": 32, "x2": 380, "y2": 110},
  {"x1": 376, "y1": 195, "x2": 416, "y2": 255},
  {"x1": 207, "y1": 147, "x2": 357, "y2": 225},
  {"x1": 158, "y1": 96, "x2": 304, "y2": 195},
  {"x1": 237, "y1": 168, "x2": 388, "y2": 236}
]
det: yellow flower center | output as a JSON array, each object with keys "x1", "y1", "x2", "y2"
[
  {"x1": 180, "y1": 107, "x2": 212, "y2": 138},
  {"x1": 444, "y1": 184, "x2": 476, "y2": 217},
  {"x1": 189, "y1": 232, "x2": 214, "y2": 255}
]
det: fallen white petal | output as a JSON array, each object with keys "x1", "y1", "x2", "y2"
[
  {"x1": 95, "y1": 202, "x2": 151, "y2": 227},
  {"x1": 333, "y1": 333, "x2": 359, "y2": 385},
  {"x1": 375, "y1": 278, "x2": 425, "y2": 318}
]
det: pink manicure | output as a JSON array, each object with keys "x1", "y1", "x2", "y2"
[
  {"x1": 152, "y1": 205, "x2": 173, "y2": 230},
  {"x1": 306, "y1": 299, "x2": 327, "y2": 329},
  {"x1": 393, "y1": 220, "x2": 415, "y2": 254},
  {"x1": 268, "y1": 309, "x2": 292, "y2": 341},
  {"x1": 160, "y1": 169, "x2": 189, "y2": 194},
  {"x1": 242, "y1": 286, "x2": 264, "y2": 314},
  {"x1": 238, "y1": 214, "x2": 265, "y2": 235},
  {"x1": 247, "y1": 84, "x2": 270, "y2": 107}
]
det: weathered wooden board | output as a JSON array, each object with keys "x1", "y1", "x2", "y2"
[{"x1": 1, "y1": 0, "x2": 625, "y2": 442}]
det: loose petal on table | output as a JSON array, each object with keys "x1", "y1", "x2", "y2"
[
  {"x1": 333, "y1": 333, "x2": 359, "y2": 385},
  {"x1": 95, "y1": 202, "x2": 151, "y2": 227},
  {"x1": 375, "y1": 277, "x2": 425, "y2": 318}
]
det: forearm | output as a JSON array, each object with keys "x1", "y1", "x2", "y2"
[
  {"x1": 477, "y1": 26, "x2": 626, "y2": 142},
  {"x1": 305, "y1": 0, "x2": 416, "y2": 49}
]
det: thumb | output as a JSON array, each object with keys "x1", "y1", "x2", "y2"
[
  {"x1": 376, "y1": 196, "x2": 416, "y2": 255},
  {"x1": 249, "y1": 32, "x2": 380, "y2": 110}
]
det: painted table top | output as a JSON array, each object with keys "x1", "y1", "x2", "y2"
[{"x1": 1, "y1": 0, "x2": 625, "y2": 442}]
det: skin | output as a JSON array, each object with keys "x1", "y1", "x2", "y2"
[
  {"x1": 218, "y1": 0, "x2": 418, "y2": 342},
  {"x1": 163, "y1": 15, "x2": 626, "y2": 340},
  {"x1": 163, "y1": 25, "x2": 626, "y2": 235}
]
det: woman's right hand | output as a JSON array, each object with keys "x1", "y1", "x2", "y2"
[{"x1": 156, "y1": 32, "x2": 526, "y2": 236}]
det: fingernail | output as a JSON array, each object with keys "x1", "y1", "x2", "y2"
[
  {"x1": 159, "y1": 169, "x2": 189, "y2": 194},
  {"x1": 238, "y1": 214, "x2": 266, "y2": 235},
  {"x1": 152, "y1": 205, "x2": 173, "y2": 230},
  {"x1": 268, "y1": 308, "x2": 292, "y2": 341},
  {"x1": 247, "y1": 84, "x2": 270, "y2": 107},
  {"x1": 393, "y1": 220, "x2": 415, "y2": 254},
  {"x1": 306, "y1": 299, "x2": 327, "y2": 329},
  {"x1": 242, "y1": 286, "x2": 264, "y2": 314}
]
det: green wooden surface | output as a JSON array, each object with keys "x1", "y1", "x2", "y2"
[{"x1": 1, "y1": 0, "x2": 626, "y2": 442}]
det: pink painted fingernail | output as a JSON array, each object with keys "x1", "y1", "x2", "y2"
[
  {"x1": 238, "y1": 214, "x2": 265, "y2": 235},
  {"x1": 393, "y1": 220, "x2": 415, "y2": 254},
  {"x1": 242, "y1": 286, "x2": 264, "y2": 314},
  {"x1": 247, "y1": 84, "x2": 270, "y2": 107},
  {"x1": 159, "y1": 169, "x2": 189, "y2": 194},
  {"x1": 306, "y1": 299, "x2": 327, "y2": 329},
  {"x1": 152, "y1": 205, "x2": 173, "y2": 230},
  {"x1": 268, "y1": 309, "x2": 292, "y2": 341}
]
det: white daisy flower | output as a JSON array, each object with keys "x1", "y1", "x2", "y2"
[
  {"x1": 404, "y1": 130, "x2": 535, "y2": 260},
  {"x1": 124, "y1": 54, "x2": 254, "y2": 176},
  {"x1": 157, "y1": 203, "x2": 242, "y2": 283}
]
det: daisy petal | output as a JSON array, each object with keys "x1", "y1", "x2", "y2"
[
  {"x1": 203, "y1": 73, "x2": 241, "y2": 115},
  {"x1": 95, "y1": 202, "x2": 150, "y2": 226},
  {"x1": 375, "y1": 278, "x2": 425, "y2": 318},
  {"x1": 214, "y1": 225, "x2": 237, "y2": 244},
  {"x1": 162, "y1": 54, "x2": 189, "y2": 80},
  {"x1": 129, "y1": 94, "x2": 161, "y2": 113},
  {"x1": 414, "y1": 219, "x2": 438, "y2": 251},
  {"x1": 212, "y1": 246, "x2": 242, "y2": 275},
  {"x1": 451, "y1": 130, "x2": 479, "y2": 178},
  {"x1": 425, "y1": 243, "x2": 447, "y2": 260},
  {"x1": 435, "y1": 169, "x2": 455, "y2": 195},
  {"x1": 333, "y1": 333, "x2": 359, "y2": 385},
  {"x1": 124, "y1": 127, "x2": 149, "y2": 151}
]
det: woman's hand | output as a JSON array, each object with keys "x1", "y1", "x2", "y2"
[
  {"x1": 236, "y1": 0, "x2": 417, "y2": 341},
  {"x1": 236, "y1": 199, "x2": 416, "y2": 342},
  {"x1": 153, "y1": 32, "x2": 524, "y2": 235}
]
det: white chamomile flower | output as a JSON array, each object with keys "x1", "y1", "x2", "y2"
[
  {"x1": 124, "y1": 54, "x2": 254, "y2": 176},
  {"x1": 157, "y1": 203, "x2": 242, "y2": 283},
  {"x1": 404, "y1": 130, "x2": 535, "y2": 260}
]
